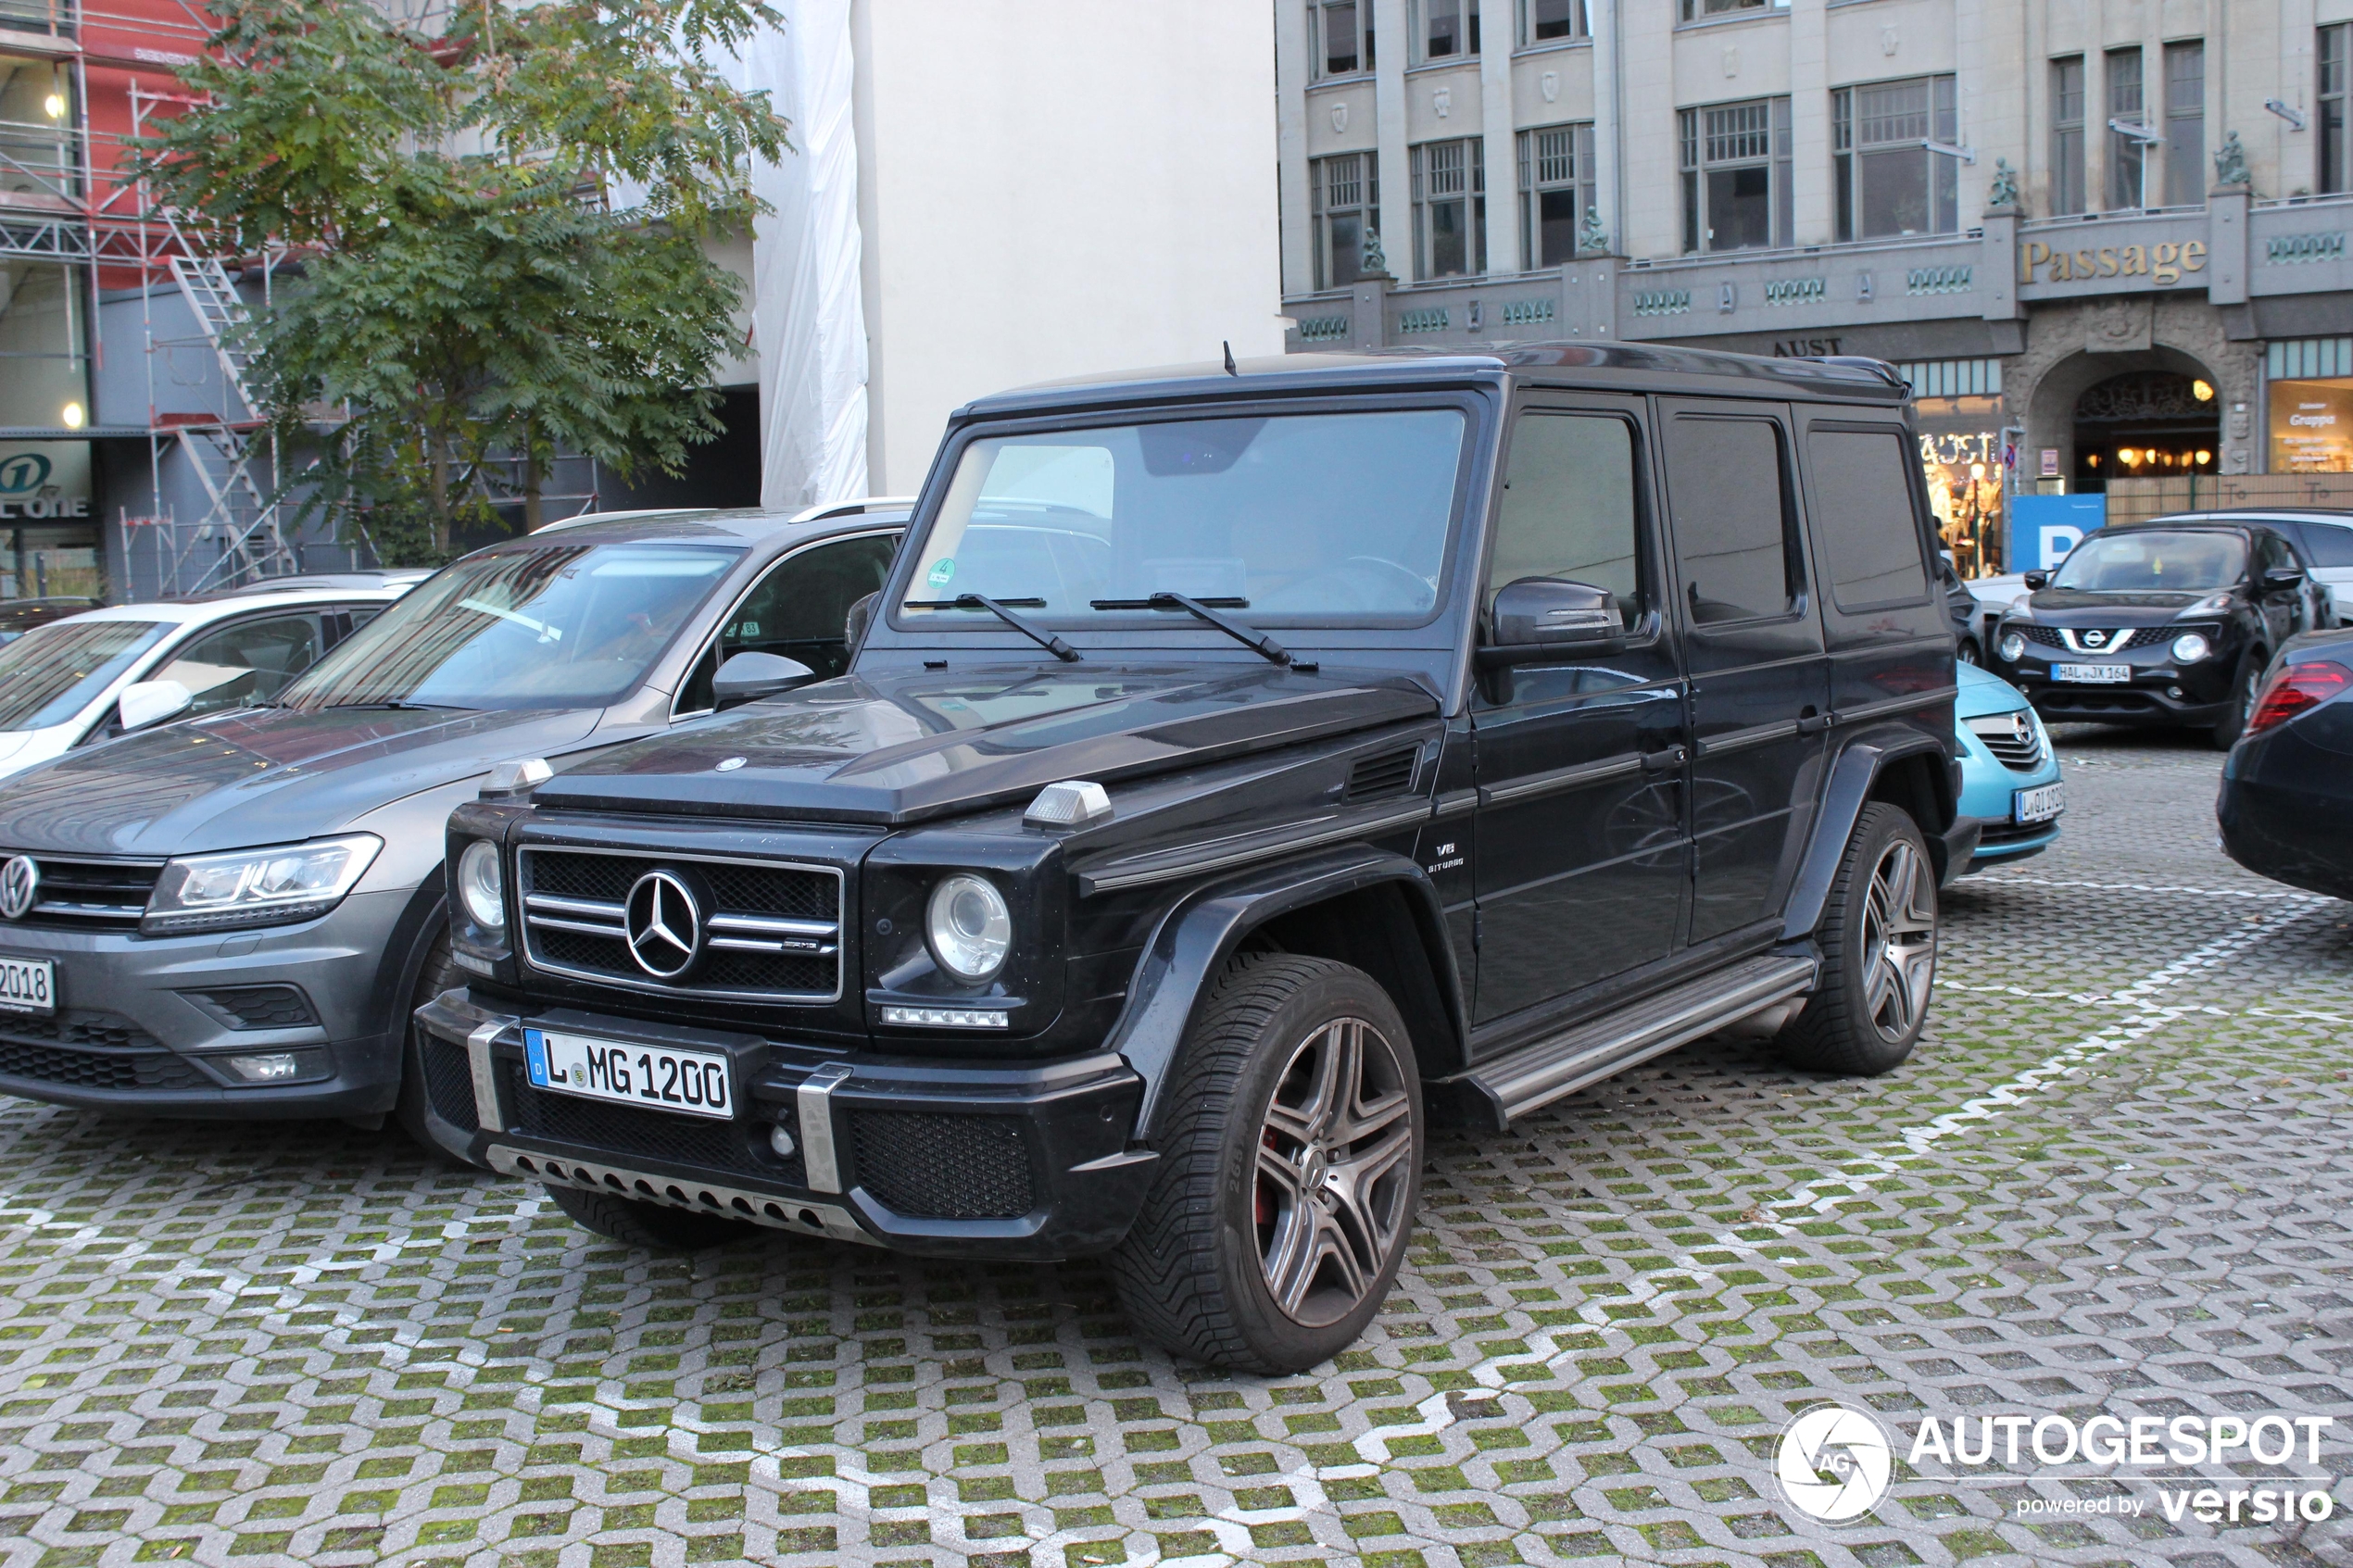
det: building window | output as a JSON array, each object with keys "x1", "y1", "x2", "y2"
[
  {"x1": 1679, "y1": 0, "x2": 1790, "y2": 22},
  {"x1": 1311, "y1": 152, "x2": 1381, "y2": 290},
  {"x1": 1419, "y1": 0, "x2": 1478, "y2": 62},
  {"x1": 2051, "y1": 56, "x2": 2086, "y2": 215},
  {"x1": 1518, "y1": 123, "x2": 1595, "y2": 268},
  {"x1": 1311, "y1": 0, "x2": 1371, "y2": 78},
  {"x1": 2321, "y1": 25, "x2": 2348, "y2": 194},
  {"x1": 0, "y1": 56, "x2": 74, "y2": 207},
  {"x1": 2106, "y1": 46, "x2": 2147, "y2": 209},
  {"x1": 2164, "y1": 41, "x2": 2204, "y2": 207},
  {"x1": 0, "y1": 260, "x2": 87, "y2": 429},
  {"x1": 1522, "y1": 0, "x2": 1587, "y2": 44},
  {"x1": 1832, "y1": 75, "x2": 1958, "y2": 240},
  {"x1": 1411, "y1": 138, "x2": 1486, "y2": 279},
  {"x1": 1680, "y1": 97, "x2": 1792, "y2": 254}
]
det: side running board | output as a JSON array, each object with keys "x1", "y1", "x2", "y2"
[{"x1": 1448, "y1": 954, "x2": 1818, "y2": 1130}]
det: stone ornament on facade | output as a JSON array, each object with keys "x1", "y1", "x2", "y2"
[
  {"x1": 1723, "y1": 45, "x2": 1738, "y2": 78},
  {"x1": 1330, "y1": 101, "x2": 1347, "y2": 133},
  {"x1": 1579, "y1": 207, "x2": 1609, "y2": 256},
  {"x1": 1541, "y1": 70, "x2": 1560, "y2": 104},
  {"x1": 1359, "y1": 226, "x2": 1388, "y2": 278},
  {"x1": 2084, "y1": 297, "x2": 2154, "y2": 353},
  {"x1": 1987, "y1": 158, "x2": 2020, "y2": 211},
  {"x1": 1881, "y1": 25, "x2": 1899, "y2": 56},
  {"x1": 1434, "y1": 85, "x2": 1450, "y2": 119},
  {"x1": 2213, "y1": 131, "x2": 2251, "y2": 189}
]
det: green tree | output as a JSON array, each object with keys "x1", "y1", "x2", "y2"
[{"x1": 138, "y1": 0, "x2": 791, "y2": 559}]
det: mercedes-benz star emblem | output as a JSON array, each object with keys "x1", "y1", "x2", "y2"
[
  {"x1": 0, "y1": 856, "x2": 37, "y2": 922},
  {"x1": 623, "y1": 870, "x2": 701, "y2": 979}
]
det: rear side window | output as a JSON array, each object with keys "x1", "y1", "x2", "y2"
[
  {"x1": 1664, "y1": 414, "x2": 1800, "y2": 624},
  {"x1": 1806, "y1": 428, "x2": 1931, "y2": 610},
  {"x1": 2296, "y1": 523, "x2": 2353, "y2": 568},
  {"x1": 1487, "y1": 413, "x2": 1643, "y2": 624}
]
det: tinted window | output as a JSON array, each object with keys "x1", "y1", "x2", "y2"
[
  {"x1": 0, "y1": 619, "x2": 172, "y2": 732},
  {"x1": 2051, "y1": 531, "x2": 2245, "y2": 591},
  {"x1": 152, "y1": 612, "x2": 321, "y2": 715},
  {"x1": 2255, "y1": 531, "x2": 2294, "y2": 573},
  {"x1": 1806, "y1": 428, "x2": 1931, "y2": 610},
  {"x1": 678, "y1": 533, "x2": 901, "y2": 712},
  {"x1": 1488, "y1": 413, "x2": 1642, "y2": 623},
  {"x1": 1666, "y1": 415, "x2": 1798, "y2": 624},
  {"x1": 2296, "y1": 522, "x2": 2353, "y2": 568}
]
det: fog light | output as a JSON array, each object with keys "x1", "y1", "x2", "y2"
[
  {"x1": 2171, "y1": 632, "x2": 2212, "y2": 664},
  {"x1": 2168, "y1": 685, "x2": 2185, "y2": 698},
  {"x1": 769, "y1": 1123, "x2": 796, "y2": 1159},
  {"x1": 880, "y1": 1005, "x2": 1011, "y2": 1029},
  {"x1": 224, "y1": 1053, "x2": 302, "y2": 1083},
  {"x1": 1999, "y1": 631, "x2": 2027, "y2": 662}
]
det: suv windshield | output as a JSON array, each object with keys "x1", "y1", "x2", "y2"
[
  {"x1": 0, "y1": 619, "x2": 173, "y2": 732},
  {"x1": 900, "y1": 408, "x2": 1469, "y2": 626},
  {"x1": 2052, "y1": 531, "x2": 2246, "y2": 592},
  {"x1": 280, "y1": 543, "x2": 742, "y2": 711}
]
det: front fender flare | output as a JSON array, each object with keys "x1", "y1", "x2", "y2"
[
  {"x1": 1103, "y1": 847, "x2": 1466, "y2": 1140},
  {"x1": 1780, "y1": 729, "x2": 1954, "y2": 942}
]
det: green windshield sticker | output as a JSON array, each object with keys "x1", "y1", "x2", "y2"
[{"x1": 926, "y1": 558, "x2": 956, "y2": 587}]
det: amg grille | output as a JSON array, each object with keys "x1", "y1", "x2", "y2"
[
  {"x1": 1346, "y1": 747, "x2": 1420, "y2": 801},
  {"x1": 0, "y1": 854, "x2": 162, "y2": 931},
  {"x1": 848, "y1": 1110, "x2": 1035, "y2": 1220},
  {"x1": 0, "y1": 1010, "x2": 201, "y2": 1090},
  {"x1": 497, "y1": 1060, "x2": 805, "y2": 1187},
  {"x1": 517, "y1": 847, "x2": 842, "y2": 1002},
  {"x1": 422, "y1": 1035, "x2": 478, "y2": 1127},
  {"x1": 1962, "y1": 712, "x2": 2048, "y2": 771}
]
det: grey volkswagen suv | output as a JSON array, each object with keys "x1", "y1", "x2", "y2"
[{"x1": 0, "y1": 504, "x2": 905, "y2": 1139}]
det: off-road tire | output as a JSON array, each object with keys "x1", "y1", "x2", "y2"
[
  {"x1": 1778, "y1": 803, "x2": 1938, "y2": 1075},
  {"x1": 1109, "y1": 953, "x2": 1424, "y2": 1374},
  {"x1": 2211, "y1": 652, "x2": 2262, "y2": 750},
  {"x1": 392, "y1": 926, "x2": 464, "y2": 1158},
  {"x1": 543, "y1": 1183, "x2": 753, "y2": 1251}
]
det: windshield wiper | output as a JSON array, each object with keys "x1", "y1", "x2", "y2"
[
  {"x1": 1090, "y1": 593, "x2": 1299, "y2": 669},
  {"x1": 901, "y1": 594, "x2": 1080, "y2": 663},
  {"x1": 317, "y1": 699, "x2": 470, "y2": 712}
]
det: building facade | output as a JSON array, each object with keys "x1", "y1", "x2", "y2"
[{"x1": 1276, "y1": 0, "x2": 2353, "y2": 574}]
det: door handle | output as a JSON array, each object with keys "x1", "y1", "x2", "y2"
[
  {"x1": 1796, "y1": 710, "x2": 1831, "y2": 735},
  {"x1": 1641, "y1": 744, "x2": 1687, "y2": 774}
]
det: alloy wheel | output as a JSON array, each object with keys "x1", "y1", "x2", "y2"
[
  {"x1": 1254, "y1": 1017, "x2": 1416, "y2": 1327},
  {"x1": 1859, "y1": 840, "x2": 1936, "y2": 1042}
]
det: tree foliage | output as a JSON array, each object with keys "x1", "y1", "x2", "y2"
[{"x1": 138, "y1": 0, "x2": 791, "y2": 559}]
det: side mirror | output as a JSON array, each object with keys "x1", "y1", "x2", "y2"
[
  {"x1": 844, "y1": 591, "x2": 878, "y2": 655},
  {"x1": 2021, "y1": 571, "x2": 2050, "y2": 590},
  {"x1": 712, "y1": 650, "x2": 815, "y2": 710},
  {"x1": 117, "y1": 680, "x2": 194, "y2": 733},
  {"x1": 1490, "y1": 577, "x2": 1624, "y2": 647},
  {"x1": 2262, "y1": 567, "x2": 2307, "y2": 594}
]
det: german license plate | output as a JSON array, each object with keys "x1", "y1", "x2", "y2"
[
  {"x1": 2013, "y1": 782, "x2": 2066, "y2": 824},
  {"x1": 522, "y1": 1027, "x2": 733, "y2": 1119},
  {"x1": 2053, "y1": 663, "x2": 2131, "y2": 684},
  {"x1": 0, "y1": 957, "x2": 55, "y2": 1016}
]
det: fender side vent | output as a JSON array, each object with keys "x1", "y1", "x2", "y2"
[{"x1": 1346, "y1": 747, "x2": 1420, "y2": 801}]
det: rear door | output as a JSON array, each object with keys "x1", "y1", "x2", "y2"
[{"x1": 1656, "y1": 399, "x2": 1829, "y2": 946}]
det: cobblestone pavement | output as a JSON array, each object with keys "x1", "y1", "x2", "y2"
[{"x1": 1, "y1": 725, "x2": 2348, "y2": 1568}]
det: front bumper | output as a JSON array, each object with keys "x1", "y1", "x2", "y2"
[
  {"x1": 1991, "y1": 645, "x2": 2232, "y2": 727},
  {"x1": 0, "y1": 888, "x2": 413, "y2": 1119},
  {"x1": 414, "y1": 987, "x2": 1157, "y2": 1261}
]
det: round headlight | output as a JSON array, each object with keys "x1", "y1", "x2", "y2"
[
  {"x1": 457, "y1": 839, "x2": 505, "y2": 930},
  {"x1": 2171, "y1": 632, "x2": 2212, "y2": 664},
  {"x1": 1999, "y1": 631, "x2": 2027, "y2": 663},
  {"x1": 926, "y1": 873, "x2": 1011, "y2": 983}
]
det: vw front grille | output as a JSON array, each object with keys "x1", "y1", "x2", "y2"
[
  {"x1": 0, "y1": 853, "x2": 162, "y2": 931},
  {"x1": 517, "y1": 847, "x2": 843, "y2": 1002}
]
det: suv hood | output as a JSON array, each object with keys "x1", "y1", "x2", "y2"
[
  {"x1": 0, "y1": 706, "x2": 608, "y2": 858},
  {"x1": 2025, "y1": 587, "x2": 2213, "y2": 623},
  {"x1": 536, "y1": 663, "x2": 1441, "y2": 826}
]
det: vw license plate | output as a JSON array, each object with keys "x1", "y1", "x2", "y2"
[
  {"x1": 2053, "y1": 663, "x2": 2131, "y2": 684},
  {"x1": 2014, "y1": 783, "x2": 2066, "y2": 824},
  {"x1": 522, "y1": 1027, "x2": 733, "y2": 1119},
  {"x1": 0, "y1": 957, "x2": 55, "y2": 1016}
]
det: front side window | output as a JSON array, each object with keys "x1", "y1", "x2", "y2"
[
  {"x1": 2325, "y1": 25, "x2": 2349, "y2": 195},
  {"x1": 1311, "y1": 153, "x2": 1381, "y2": 289},
  {"x1": 0, "y1": 619, "x2": 170, "y2": 732},
  {"x1": 1421, "y1": 0, "x2": 1478, "y2": 60},
  {"x1": 900, "y1": 409, "x2": 1470, "y2": 629},
  {"x1": 2107, "y1": 47, "x2": 2147, "y2": 209},
  {"x1": 1412, "y1": 137, "x2": 1487, "y2": 280},
  {"x1": 152, "y1": 612, "x2": 321, "y2": 715},
  {"x1": 676, "y1": 533, "x2": 900, "y2": 712},
  {"x1": 281, "y1": 543, "x2": 743, "y2": 711},
  {"x1": 1665, "y1": 415, "x2": 1799, "y2": 624},
  {"x1": 1488, "y1": 413, "x2": 1642, "y2": 624},
  {"x1": 2051, "y1": 56, "x2": 2086, "y2": 214},
  {"x1": 1681, "y1": 97, "x2": 1793, "y2": 253},
  {"x1": 1518, "y1": 123, "x2": 1595, "y2": 268},
  {"x1": 1832, "y1": 75, "x2": 1958, "y2": 240},
  {"x1": 2050, "y1": 530, "x2": 2246, "y2": 592},
  {"x1": 2165, "y1": 41, "x2": 2205, "y2": 206},
  {"x1": 1311, "y1": 0, "x2": 1370, "y2": 78},
  {"x1": 1523, "y1": 0, "x2": 1586, "y2": 44}
]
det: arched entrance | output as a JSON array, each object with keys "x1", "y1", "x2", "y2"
[{"x1": 2071, "y1": 371, "x2": 2221, "y2": 492}]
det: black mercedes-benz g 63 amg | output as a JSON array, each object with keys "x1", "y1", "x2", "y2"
[{"x1": 418, "y1": 345, "x2": 1965, "y2": 1372}]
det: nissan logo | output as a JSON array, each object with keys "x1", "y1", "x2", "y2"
[
  {"x1": 0, "y1": 857, "x2": 36, "y2": 922},
  {"x1": 623, "y1": 870, "x2": 701, "y2": 979},
  {"x1": 2082, "y1": 629, "x2": 2110, "y2": 647}
]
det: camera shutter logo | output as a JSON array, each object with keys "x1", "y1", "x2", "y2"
[
  {"x1": 0, "y1": 857, "x2": 38, "y2": 922},
  {"x1": 0, "y1": 454, "x2": 53, "y2": 496},
  {"x1": 1776, "y1": 1403, "x2": 1894, "y2": 1522},
  {"x1": 623, "y1": 870, "x2": 700, "y2": 979}
]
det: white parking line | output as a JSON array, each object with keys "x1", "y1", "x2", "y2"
[{"x1": 1970, "y1": 874, "x2": 2329, "y2": 901}]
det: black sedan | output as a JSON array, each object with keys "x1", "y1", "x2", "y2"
[
  {"x1": 1987, "y1": 521, "x2": 2326, "y2": 747},
  {"x1": 2217, "y1": 628, "x2": 2353, "y2": 898}
]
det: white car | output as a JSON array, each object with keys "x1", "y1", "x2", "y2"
[{"x1": 0, "y1": 575, "x2": 425, "y2": 784}]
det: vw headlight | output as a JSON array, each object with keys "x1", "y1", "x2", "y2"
[
  {"x1": 926, "y1": 873, "x2": 1011, "y2": 983},
  {"x1": 2171, "y1": 632, "x2": 2212, "y2": 664},
  {"x1": 143, "y1": 834, "x2": 382, "y2": 935},
  {"x1": 1999, "y1": 631, "x2": 2028, "y2": 663},
  {"x1": 457, "y1": 839, "x2": 506, "y2": 930}
]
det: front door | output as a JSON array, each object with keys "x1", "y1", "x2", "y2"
[
  {"x1": 1470, "y1": 397, "x2": 1689, "y2": 1027},
  {"x1": 1656, "y1": 399, "x2": 1830, "y2": 946}
]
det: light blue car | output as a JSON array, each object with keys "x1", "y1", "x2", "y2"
[{"x1": 1952, "y1": 662, "x2": 2065, "y2": 873}]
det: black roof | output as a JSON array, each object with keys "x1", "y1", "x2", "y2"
[{"x1": 963, "y1": 344, "x2": 1908, "y2": 418}]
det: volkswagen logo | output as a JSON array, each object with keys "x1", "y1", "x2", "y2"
[
  {"x1": 0, "y1": 857, "x2": 36, "y2": 922},
  {"x1": 623, "y1": 870, "x2": 701, "y2": 979}
]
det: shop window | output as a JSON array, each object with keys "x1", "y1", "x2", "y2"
[
  {"x1": 0, "y1": 56, "x2": 72, "y2": 207},
  {"x1": 1832, "y1": 75, "x2": 1959, "y2": 241},
  {"x1": 2164, "y1": 41, "x2": 2204, "y2": 207},
  {"x1": 1419, "y1": 0, "x2": 1478, "y2": 61},
  {"x1": 1522, "y1": 0, "x2": 1586, "y2": 44},
  {"x1": 1664, "y1": 415, "x2": 1798, "y2": 624},
  {"x1": 1679, "y1": 0, "x2": 1788, "y2": 21},
  {"x1": 1311, "y1": 152, "x2": 1381, "y2": 289},
  {"x1": 2322, "y1": 25, "x2": 2348, "y2": 194},
  {"x1": 1807, "y1": 429, "x2": 1931, "y2": 611},
  {"x1": 1488, "y1": 413, "x2": 1642, "y2": 623},
  {"x1": 0, "y1": 260, "x2": 88, "y2": 430},
  {"x1": 2106, "y1": 47, "x2": 2147, "y2": 210},
  {"x1": 1903, "y1": 360, "x2": 2007, "y2": 579},
  {"x1": 2268, "y1": 346, "x2": 2353, "y2": 473},
  {"x1": 2050, "y1": 56, "x2": 2086, "y2": 216},
  {"x1": 1410, "y1": 137, "x2": 1486, "y2": 280},
  {"x1": 1517, "y1": 123, "x2": 1594, "y2": 269},
  {"x1": 1680, "y1": 97, "x2": 1792, "y2": 254},
  {"x1": 1311, "y1": 0, "x2": 1370, "y2": 78}
]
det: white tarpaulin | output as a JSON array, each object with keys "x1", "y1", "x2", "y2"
[{"x1": 730, "y1": 1, "x2": 869, "y2": 512}]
